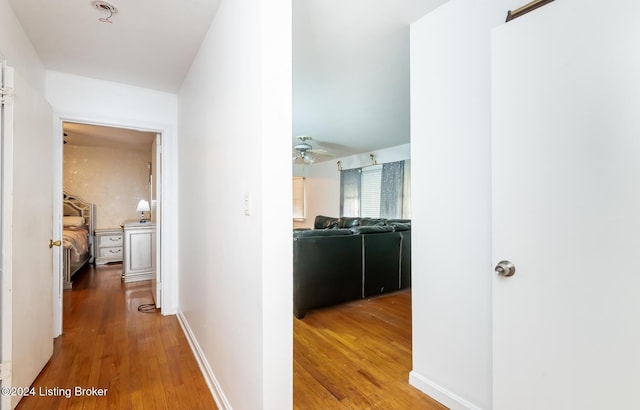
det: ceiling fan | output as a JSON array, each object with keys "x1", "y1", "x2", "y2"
[{"x1": 292, "y1": 136, "x2": 333, "y2": 164}]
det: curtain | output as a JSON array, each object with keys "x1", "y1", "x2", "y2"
[
  {"x1": 380, "y1": 160, "x2": 404, "y2": 218},
  {"x1": 402, "y1": 159, "x2": 411, "y2": 219},
  {"x1": 340, "y1": 168, "x2": 361, "y2": 217}
]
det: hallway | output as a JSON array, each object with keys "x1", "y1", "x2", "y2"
[{"x1": 15, "y1": 264, "x2": 216, "y2": 409}]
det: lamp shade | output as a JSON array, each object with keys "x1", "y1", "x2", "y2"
[{"x1": 136, "y1": 200, "x2": 150, "y2": 212}]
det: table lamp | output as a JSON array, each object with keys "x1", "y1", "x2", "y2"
[{"x1": 136, "y1": 200, "x2": 150, "y2": 223}]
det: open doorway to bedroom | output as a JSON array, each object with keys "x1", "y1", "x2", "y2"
[{"x1": 60, "y1": 120, "x2": 162, "y2": 313}]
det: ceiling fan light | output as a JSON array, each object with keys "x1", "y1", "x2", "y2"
[{"x1": 295, "y1": 142, "x2": 312, "y2": 151}]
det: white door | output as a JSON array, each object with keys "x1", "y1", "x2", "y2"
[
  {"x1": 3, "y1": 65, "x2": 54, "y2": 408},
  {"x1": 0, "y1": 60, "x2": 15, "y2": 410},
  {"x1": 492, "y1": 1, "x2": 640, "y2": 409}
]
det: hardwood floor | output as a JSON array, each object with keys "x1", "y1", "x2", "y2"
[
  {"x1": 15, "y1": 264, "x2": 217, "y2": 410},
  {"x1": 16, "y1": 265, "x2": 441, "y2": 409},
  {"x1": 293, "y1": 290, "x2": 446, "y2": 410}
]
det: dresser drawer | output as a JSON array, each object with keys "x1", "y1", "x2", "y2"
[
  {"x1": 95, "y1": 228, "x2": 124, "y2": 264},
  {"x1": 98, "y1": 233, "x2": 123, "y2": 247},
  {"x1": 98, "y1": 246, "x2": 123, "y2": 259}
]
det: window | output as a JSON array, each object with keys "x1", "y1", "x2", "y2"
[
  {"x1": 360, "y1": 165, "x2": 382, "y2": 217},
  {"x1": 340, "y1": 169, "x2": 361, "y2": 217},
  {"x1": 292, "y1": 177, "x2": 306, "y2": 221},
  {"x1": 339, "y1": 160, "x2": 410, "y2": 219}
]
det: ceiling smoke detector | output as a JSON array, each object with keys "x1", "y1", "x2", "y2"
[{"x1": 92, "y1": 1, "x2": 118, "y2": 15}]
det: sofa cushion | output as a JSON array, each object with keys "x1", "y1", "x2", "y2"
[
  {"x1": 350, "y1": 225, "x2": 394, "y2": 234},
  {"x1": 338, "y1": 217, "x2": 361, "y2": 228},
  {"x1": 387, "y1": 219, "x2": 411, "y2": 224},
  {"x1": 314, "y1": 215, "x2": 339, "y2": 229},
  {"x1": 390, "y1": 223, "x2": 411, "y2": 232},
  {"x1": 359, "y1": 218, "x2": 387, "y2": 227},
  {"x1": 293, "y1": 228, "x2": 353, "y2": 238}
]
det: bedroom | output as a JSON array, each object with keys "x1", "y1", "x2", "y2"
[{"x1": 61, "y1": 121, "x2": 159, "y2": 289}]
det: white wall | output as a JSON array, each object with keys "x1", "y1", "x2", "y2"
[
  {"x1": 294, "y1": 143, "x2": 410, "y2": 229},
  {"x1": 409, "y1": 1, "x2": 520, "y2": 409},
  {"x1": 45, "y1": 71, "x2": 177, "y2": 126},
  {"x1": 177, "y1": 0, "x2": 292, "y2": 408},
  {"x1": 45, "y1": 70, "x2": 179, "y2": 316},
  {"x1": 0, "y1": 0, "x2": 45, "y2": 91}
]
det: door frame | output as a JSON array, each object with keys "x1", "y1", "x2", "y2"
[
  {"x1": 0, "y1": 59, "x2": 14, "y2": 410},
  {"x1": 52, "y1": 113, "x2": 178, "y2": 336}
]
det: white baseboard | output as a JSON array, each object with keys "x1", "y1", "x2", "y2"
[
  {"x1": 177, "y1": 310, "x2": 232, "y2": 410},
  {"x1": 409, "y1": 371, "x2": 483, "y2": 410}
]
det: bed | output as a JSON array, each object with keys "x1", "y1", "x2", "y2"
[{"x1": 63, "y1": 192, "x2": 95, "y2": 289}]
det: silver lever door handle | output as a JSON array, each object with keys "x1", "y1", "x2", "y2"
[{"x1": 495, "y1": 260, "x2": 516, "y2": 277}]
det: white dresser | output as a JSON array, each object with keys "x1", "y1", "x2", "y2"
[
  {"x1": 95, "y1": 228, "x2": 124, "y2": 264},
  {"x1": 122, "y1": 221, "x2": 156, "y2": 283}
]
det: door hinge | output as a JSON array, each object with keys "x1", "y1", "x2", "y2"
[
  {"x1": 0, "y1": 87, "x2": 14, "y2": 105},
  {"x1": 0, "y1": 361, "x2": 11, "y2": 381}
]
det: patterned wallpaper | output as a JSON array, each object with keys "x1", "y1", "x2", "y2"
[{"x1": 64, "y1": 145, "x2": 152, "y2": 229}]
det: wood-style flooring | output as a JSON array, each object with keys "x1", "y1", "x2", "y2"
[
  {"x1": 294, "y1": 290, "x2": 446, "y2": 409},
  {"x1": 17, "y1": 264, "x2": 442, "y2": 409},
  {"x1": 16, "y1": 264, "x2": 217, "y2": 410}
]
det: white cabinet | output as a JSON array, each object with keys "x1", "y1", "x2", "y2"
[
  {"x1": 122, "y1": 221, "x2": 156, "y2": 283},
  {"x1": 95, "y1": 228, "x2": 124, "y2": 264}
]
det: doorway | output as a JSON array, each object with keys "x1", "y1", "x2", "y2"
[{"x1": 53, "y1": 118, "x2": 170, "y2": 337}]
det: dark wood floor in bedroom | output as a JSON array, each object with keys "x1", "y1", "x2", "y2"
[{"x1": 15, "y1": 264, "x2": 217, "y2": 410}]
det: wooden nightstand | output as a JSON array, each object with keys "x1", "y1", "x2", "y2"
[{"x1": 95, "y1": 228, "x2": 124, "y2": 265}]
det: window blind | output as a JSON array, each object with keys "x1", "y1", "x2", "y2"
[{"x1": 360, "y1": 165, "x2": 382, "y2": 218}]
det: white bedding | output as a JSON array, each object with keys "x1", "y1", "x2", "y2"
[{"x1": 63, "y1": 226, "x2": 89, "y2": 263}]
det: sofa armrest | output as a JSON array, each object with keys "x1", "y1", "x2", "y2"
[{"x1": 293, "y1": 234, "x2": 362, "y2": 318}]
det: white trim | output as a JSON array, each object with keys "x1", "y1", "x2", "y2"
[
  {"x1": 0, "y1": 361, "x2": 11, "y2": 380},
  {"x1": 52, "y1": 112, "x2": 178, "y2": 336},
  {"x1": 409, "y1": 370, "x2": 484, "y2": 410},
  {"x1": 176, "y1": 310, "x2": 231, "y2": 409},
  {"x1": 52, "y1": 115, "x2": 63, "y2": 336},
  {"x1": 0, "y1": 61, "x2": 14, "y2": 410}
]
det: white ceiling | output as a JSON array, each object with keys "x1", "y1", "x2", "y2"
[
  {"x1": 8, "y1": 0, "x2": 221, "y2": 92},
  {"x1": 293, "y1": 0, "x2": 447, "y2": 160},
  {"x1": 64, "y1": 122, "x2": 156, "y2": 151},
  {"x1": 8, "y1": 0, "x2": 447, "y2": 158}
]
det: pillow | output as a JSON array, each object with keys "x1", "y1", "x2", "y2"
[
  {"x1": 314, "y1": 215, "x2": 339, "y2": 230},
  {"x1": 338, "y1": 217, "x2": 360, "y2": 228},
  {"x1": 63, "y1": 216, "x2": 85, "y2": 228},
  {"x1": 359, "y1": 218, "x2": 386, "y2": 227}
]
